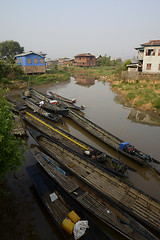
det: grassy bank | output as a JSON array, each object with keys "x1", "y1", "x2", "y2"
[
  {"x1": 0, "y1": 68, "x2": 70, "y2": 90},
  {"x1": 67, "y1": 66, "x2": 160, "y2": 116},
  {"x1": 111, "y1": 78, "x2": 160, "y2": 115},
  {"x1": 68, "y1": 66, "x2": 116, "y2": 80}
]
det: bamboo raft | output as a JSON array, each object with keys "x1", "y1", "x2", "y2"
[
  {"x1": 13, "y1": 114, "x2": 26, "y2": 136},
  {"x1": 21, "y1": 110, "x2": 136, "y2": 178},
  {"x1": 30, "y1": 146, "x2": 159, "y2": 240},
  {"x1": 27, "y1": 165, "x2": 112, "y2": 240},
  {"x1": 68, "y1": 109, "x2": 160, "y2": 170},
  {"x1": 28, "y1": 126, "x2": 160, "y2": 233}
]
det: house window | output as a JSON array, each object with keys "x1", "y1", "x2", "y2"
[
  {"x1": 158, "y1": 49, "x2": 160, "y2": 56},
  {"x1": 40, "y1": 58, "x2": 43, "y2": 64},
  {"x1": 27, "y1": 58, "x2": 31, "y2": 64},
  {"x1": 34, "y1": 58, "x2": 38, "y2": 64},
  {"x1": 146, "y1": 49, "x2": 155, "y2": 56},
  {"x1": 146, "y1": 63, "x2": 151, "y2": 70}
]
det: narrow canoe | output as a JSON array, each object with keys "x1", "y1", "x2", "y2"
[
  {"x1": 22, "y1": 110, "x2": 136, "y2": 178},
  {"x1": 27, "y1": 164, "x2": 112, "y2": 240},
  {"x1": 27, "y1": 126, "x2": 160, "y2": 233},
  {"x1": 23, "y1": 88, "x2": 69, "y2": 116},
  {"x1": 48, "y1": 91, "x2": 85, "y2": 111},
  {"x1": 21, "y1": 95, "x2": 62, "y2": 123},
  {"x1": 30, "y1": 146, "x2": 159, "y2": 240},
  {"x1": 68, "y1": 109, "x2": 160, "y2": 171},
  {"x1": 48, "y1": 91, "x2": 76, "y2": 104}
]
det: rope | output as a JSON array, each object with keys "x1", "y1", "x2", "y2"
[{"x1": 25, "y1": 111, "x2": 88, "y2": 150}]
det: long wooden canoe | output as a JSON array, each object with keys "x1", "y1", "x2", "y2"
[
  {"x1": 49, "y1": 91, "x2": 76, "y2": 104},
  {"x1": 21, "y1": 110, "x2": 136, "y2": 178},
  {"x1": 48, "y1": 91, "x2": 85, "y2": 111},
  {"x1": 30, "y1": 147, "x2": 159, "y2": 240},
  {"x1": 68, "y1": 109, "x2": 160, "y2": 170},
  {"x1": 23, "y1": 88, "x2": 69, "y2": 116},
  {"x1": 21, "y1": 96, "x2": 62, "y2": 123},
  {"x1": 27, "y1": 165, "x2": 112, "y2": 240},
  {"x1": 27, "y1": 127, "x2": 160, "y2": 233}
]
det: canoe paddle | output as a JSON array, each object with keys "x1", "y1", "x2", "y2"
[{"x1": 41, "y1": 154, "x2": 66, "y2": 175}]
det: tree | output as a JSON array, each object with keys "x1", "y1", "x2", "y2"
[
  {"x1": 99, "y1": 54, "x2": 111, "y2": 66},
  {"x1": 123, "y1": 59, "x2": 132, "y2": 71},
  {"x1": 0, "y1": 60, "x2": 9, "y2": 78},
  {"x1": 0, "y1": 89, "x2": 25, "y2": 180},
  {"x1": 0, "y1": 40, "x2": 24, "y2": 63},
  {"x1": 0, "y1": 60, "x2": 24, "y2": 82}
]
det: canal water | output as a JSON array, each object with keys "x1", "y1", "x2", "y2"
[{"x1": 6, "y1": 76, "x2": 160, "y2": 240}]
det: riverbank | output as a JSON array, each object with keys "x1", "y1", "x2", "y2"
[
  {"x1": 1, "y1": 69, "x2": 70, "y2": 90},
  {"x1": 2, "y1": 65, "x2": 160, "y2": 117},
  {"x1": 67, "y1": 66, "x2": 160, "y2": 117}
]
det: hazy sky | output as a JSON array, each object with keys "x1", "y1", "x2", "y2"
[{"x1": 1, "y1": 0, "x2": 160, "y2": 60}]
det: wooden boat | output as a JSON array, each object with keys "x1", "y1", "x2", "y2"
[
  {"x1": 22, "y1": 88, "x2": 69, "y2": 116},
  {"x1": 30, "y1": 146, "x2": 159, "y2": 240},
  {"x1": 27, "y1": 126, "x2": 160, "y2": 233},
  {"x1": 21, "y1": 95, "x2": 62, "y2": 123},
  {"x1": 27, "y1": 164, "x2": 112, "y2": 240},
  {"x1": 21, "y1": 110, "x2": 136, "y2": 178},
  {"x1": 48, "y1": 91, "x2": 77, "y2": 104},
  {"x1": 48, "y1": 91, "x2": 85, "y2": 111},
  {"x1": 68, "y1": 109, "x2": 160, "y2": 171}
]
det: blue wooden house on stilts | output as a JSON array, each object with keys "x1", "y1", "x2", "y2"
[{"x1": 15, "y1": 51, "x2": 46, "y2": 74}]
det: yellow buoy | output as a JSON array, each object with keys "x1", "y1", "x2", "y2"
[
  {"x1": 68, "y1": 211, "x2": 80, "y2": 224},
  {"x1": 62, "y1": 218, "x2": 75, "y2": 234}
]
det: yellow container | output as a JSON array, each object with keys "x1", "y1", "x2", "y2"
[
  {"x1": 62, "y1": 218, "x2": 75, "y2": 234},
  {"x1": 68, "y1": 211, "x2": 80, "y2": 224}
]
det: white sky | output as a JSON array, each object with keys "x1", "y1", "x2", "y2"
[{"x1": 0, "y1": 0, "x2": 160, "y2": 60}]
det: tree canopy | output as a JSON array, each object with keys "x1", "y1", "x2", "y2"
[
  {"x1": 0, "y1": 40, "x2": 24, "y2": 63},
  {"x1": 0, "y1": 59, "x2": 24, "y2": 83},
  {"x1": 123, "y1": 59, "x2": 132, "y2": 71},
  {"x1": 0, "y1": 89, "x2": 25, "y2": 180}
]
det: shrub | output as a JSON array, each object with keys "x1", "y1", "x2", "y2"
[{"x1": 126, "y1": 92, "x2": 136, "y2": 100}]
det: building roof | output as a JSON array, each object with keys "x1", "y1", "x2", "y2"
[
  {"x1": 15, "y1": 51, "x2": 46, "y2": 58},
  {"x1": 141, "y1": 40, "x2": 160, "y2": 46},
  {"x1": 135, "y1": 46, "x2": 144, "y2": 51},
  {"x1": 74, "y1": 53, "x2": 95, "y2": 58}
]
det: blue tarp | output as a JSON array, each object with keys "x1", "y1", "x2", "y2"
[{"x1": 119, "y1": 142, "x2": 130, "y2": 150}]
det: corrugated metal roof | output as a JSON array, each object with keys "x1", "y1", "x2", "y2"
[
  {"x1": 141, "y1": 40, "x2": 160, "y2": 46},
  {"x1": 74, "y1": 53, "x2": 95, "y2": 58},
  {"x1": 15, "y1": 51, "x2": 46, "y2": 57}
]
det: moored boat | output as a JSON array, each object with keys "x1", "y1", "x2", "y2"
[
  {"x1": 68, "y1": 109, "x2": 160, "y2": 173},
  {"x1": 48, "y1": 91, "x2": 85, "y2": 111},
  {"x1": 23, "y1": 88, "x2": 69, "y2": 116},
  {"x1": 27, "y1": 126, "x2": 160, "y2": 233},
  {"x1": 27, "y1": 164, "x2": 112, "y2": 240},
  {"x1": 21, "y1": 110, "x2": 136, "y2": 178},
  {"x1": 22, "y1": 95, "x2": 61, "y2": 123},
  {"x1": 48, "y1": 91, "x2": 76, "y2": 104},
  {"x1": 30, "y1": 146, "x2": 159, "y2": 240}
]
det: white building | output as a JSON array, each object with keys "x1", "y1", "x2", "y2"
[{"x1": 136, "y1": 40, "x2": 160, "y2": 73}]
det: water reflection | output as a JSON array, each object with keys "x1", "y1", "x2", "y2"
[
  {"x1": 114, "y1": 95, "x2": 160, "y2": 127},
  {"x1": 128, "y1": 108, "x2": 160, "y2": 126},
  {"x1": 74, "y1": 74, "x2": 95, "y2": 86}
]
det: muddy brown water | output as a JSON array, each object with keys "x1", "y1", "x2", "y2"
[{"x1": 6, "y1": 76, "x2": 160, "y2": 239}]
